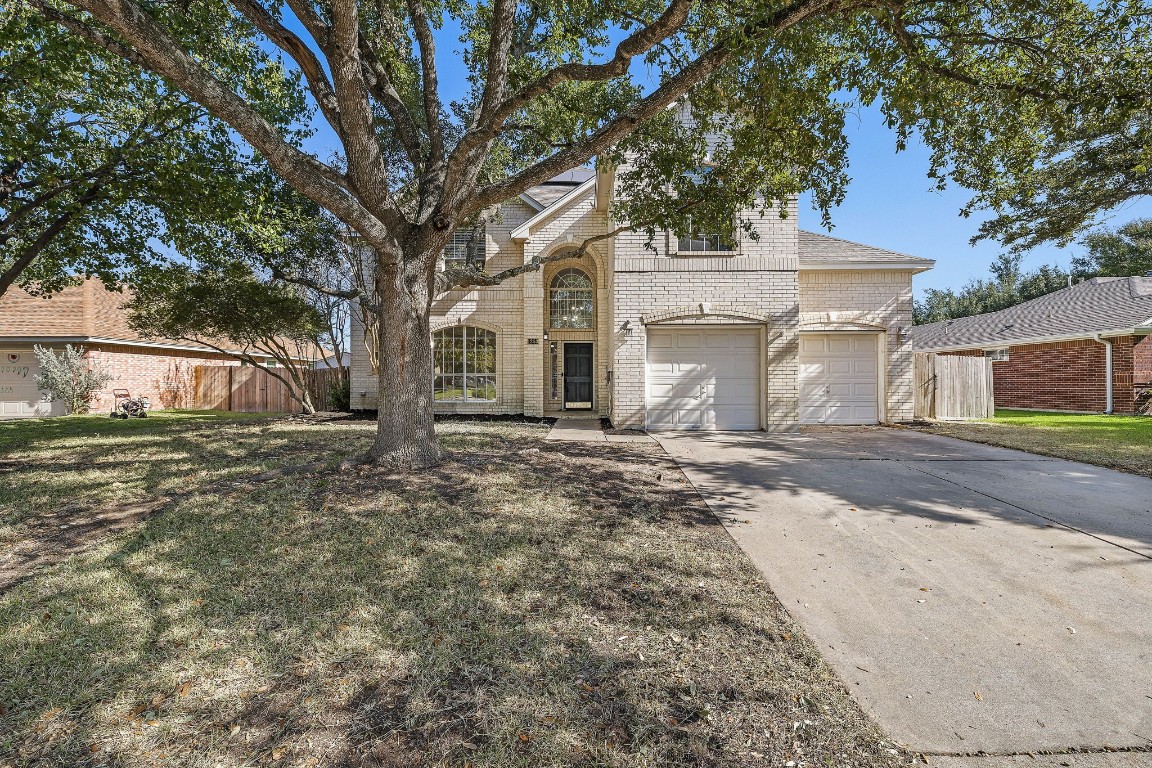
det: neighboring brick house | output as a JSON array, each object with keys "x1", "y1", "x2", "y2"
[
  {"x1": 909, "y1": 277, "x2": 1152, "y2": 414},
  {"x1": 350, "y1": 166, "x2": 935, "y2": 431},
  {"x1": 0, "y1": 279, "x2": 305, "y2": 418}
]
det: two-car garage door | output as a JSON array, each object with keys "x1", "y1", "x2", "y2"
[{"x1": 646, "y1": 327, "x2": 760, "y2": 430}]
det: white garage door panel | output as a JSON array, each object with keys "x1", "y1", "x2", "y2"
[
  {"x1": 646, "y1": 328, "x2": 760, "y2": 431},
  {"x1": 0, "y1": 350, "x2": 63, "y2": 420},
  {"x1": 798, "y1": 333, "x2": 880, "y2": 425}
]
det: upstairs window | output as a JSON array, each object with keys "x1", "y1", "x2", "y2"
[
  {"x1": 433, "y1": 326, "x2": 497, "y2": 401},
  {"x1": 676, "y1": 216, "x2": 735, "y2": 254},
  {"x1": 549, "y1": 268, "x2": 594, "y2": 329},
  {"x1": 442, "y1": 227, "x2": 486, "y2": 270}
]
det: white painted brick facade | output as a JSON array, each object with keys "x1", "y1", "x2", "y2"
[{"x1": 349, "y1": 182, "x2": 923, "y2": 427}]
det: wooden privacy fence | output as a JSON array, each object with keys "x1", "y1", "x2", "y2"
[
  {"x1": 914, "y1": 353, "x2": 995, "y2": 420},
  {"x1": 194, "y1": 365, "x2": 348, "y2": 412}
]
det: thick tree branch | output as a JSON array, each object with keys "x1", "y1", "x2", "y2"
[
  {"x1": 405, "y1": 0, "x2": 446, "y2": 171},
  {"x1": 463, "y1": 0, "x2": 846, "y2": 216},
  {"x1": 0, "y1": 178, "x2": 109, "y2": 297},
  {"x1": 55, "y1": 0, "x2": 399, "y2": 251},
  {"x1": 443, "y1": 0, "x2": 694, "y2": 207},
  {"x1": 328, "y1": 0, "x2": 395, "y2": 216},
  {"x1": 359, "y1": 44, "x2": 425, "y2": 167},
  {"x1": 475, "y1": 0, "x2": 518, "y2": 125},
  {"x1": 228, "y1": 0, "x2": 344, "y2": 133}
]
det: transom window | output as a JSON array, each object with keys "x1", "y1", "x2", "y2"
[
  {"x1": 433, "y1": 326, "x2": 496, "y2": 401},
  {"x1": 442, "y1": 227, "x2": 486, "y2": 270},
  {"x1": 549, "y1": 268, "x2": 594, "y2": 329}
]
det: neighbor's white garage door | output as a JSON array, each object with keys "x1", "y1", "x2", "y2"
[
  {"x1": 646, "y1": 327, "x2": 760, "y2": 430},
  {"x1": 0, "y1": 350, "x2": 61, "y2": 419},
  {"x1": 799, "y1": 333, "x2": 880, "y2": 424}
]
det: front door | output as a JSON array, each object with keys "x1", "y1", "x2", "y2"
[{"x1": 563, "y1": 343, "x2": 593, "y2": 409}]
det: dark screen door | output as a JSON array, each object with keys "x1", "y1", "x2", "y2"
[{"x1": 563, "y1": 343, "x2": 593, "y2": 407}]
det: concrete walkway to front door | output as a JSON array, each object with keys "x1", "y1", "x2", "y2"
[
  {"x1": 546, "y1": 419, "x2": 655, "y2": 443},
  {"x1": 655, "y1": 427, "x2": 1152, "y2": 767}
]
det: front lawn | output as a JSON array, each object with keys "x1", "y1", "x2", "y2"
[
  {"x1": 912, "y1": 409, "x2": 1152, "y2": 477},
  {"x1": 0, "y1": 413, "x2": 908, "y2": 767}
]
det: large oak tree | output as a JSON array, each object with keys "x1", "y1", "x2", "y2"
[{"x1": 27, "y1": 0, "x2": 1152, "y2": 466}]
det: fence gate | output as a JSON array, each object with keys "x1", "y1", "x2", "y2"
[
  {"x1": 193, "y1": 366, "x2": 346, "y2": 412},
  {"x1": 914, "y1": 353, "x2": 994, "y2": 420}
]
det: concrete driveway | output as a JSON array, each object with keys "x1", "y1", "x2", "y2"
[{"x1": 655, "y1": 428, "x2": 1152, "y2": 764}]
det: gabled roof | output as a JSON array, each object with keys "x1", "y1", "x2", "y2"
[
  {"x1": 510, "y1": 176, "x2": 598, "y2": 242},
  {"x1": 910, "y1": 277, "x2": 1152, "y2": 351},
  {"x1": 519, "y1": 167, "x2": 596, "y2": 211},
  {"x1": 798, "y1": 231, "x2": 935, "y2": 271}
]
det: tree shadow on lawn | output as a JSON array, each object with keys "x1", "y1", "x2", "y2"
[
  {"x1": 0, "y1": 429, "x2": 905, "y2": 768},
  {"x1": 0, "y1": 419, "x2": 376, "y2": 590}
]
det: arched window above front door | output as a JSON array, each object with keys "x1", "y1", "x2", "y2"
[{"x1": 549, "y1": 268, "x2": 593, "y2": 329}]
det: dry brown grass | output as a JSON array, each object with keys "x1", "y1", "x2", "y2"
[{"x1": 0, "y1": 414, "x2": 911, "y2": 767}]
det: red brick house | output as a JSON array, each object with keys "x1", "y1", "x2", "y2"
[
  {"x1": 910, "y1": 277, "x2": 1152, "y2": 414},
  {"x1": 0, "y1": 279, "x2": 310, "y2": 418}
]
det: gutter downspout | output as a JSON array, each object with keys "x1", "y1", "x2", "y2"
[{"x1": 1093, "y1": 334, "x2": 1114, "y2": 414}]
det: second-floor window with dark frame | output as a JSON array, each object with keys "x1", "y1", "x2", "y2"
[
  {"x1": 677, "y1": 214, "x2": 736, "y2": 253},
  {"x1": 677, "y1": 231, "x2": 735, "y2": 253},
  {"x1": 442, "y1": 227, "x2": 486, "y2": 270}
]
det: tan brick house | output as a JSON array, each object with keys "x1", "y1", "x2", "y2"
[
  {"x1": 351, "y1": 166, "x2": 935, "y2": 430},
  {"x1": 910, "y1": 277, "x2": 1152, "y2": 414},
  {"x1": 0, "y1": 279, "x2": 300, "y2": 418}
]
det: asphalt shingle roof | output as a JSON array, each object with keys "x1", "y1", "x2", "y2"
[
  {"x1": 798, "y1": 231, "x2": 935, "y2": 265},
  {"x1": 909, "y1": 277, "x2": 1152, "y2": 351},
  {"x1": 0, "y1": 279, "x2": 325, "y2": 359}
]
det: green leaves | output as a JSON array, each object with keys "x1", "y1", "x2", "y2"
[{"x1": 0, "y1": 2, "x2": 308, "y2": 296}]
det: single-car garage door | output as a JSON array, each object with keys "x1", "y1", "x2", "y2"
[
  {"x1": 799, "y1": 333, "x2": 880, "y2": 424},
  {"x1": 646, "y1": 327, "x2": 760, "y2": 430},
  {"x1": 0, "y1": 350, "x2": 61, "y2": 419}
]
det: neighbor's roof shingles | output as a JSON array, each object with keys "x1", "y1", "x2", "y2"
[
  {"x1": 0, "y1": 279, "x2": 323, "y2": 359},
  {"x1": 909, "y1": 277, "x2": 1152, "y2": 351}
]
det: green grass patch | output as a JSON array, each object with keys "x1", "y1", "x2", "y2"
[
  {"x1": 914, "y1": 409, "x2": 1152, "y2": 477},
  {"x1": 0, "y1": 414, "x2": 908, "y2": 767}
]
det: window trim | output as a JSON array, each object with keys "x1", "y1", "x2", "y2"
[
  {"x1": 432, "y1": 325, "x2": 498, "y2": 403},
  {"x1": 668, "y1": 216, "x2": 740, "y2": 257},
  {"x1": 548, "y1": 267, "x2": 595, "y2": 330},
  {"x1": 440, "y1": 226, "x2": 486, "y2": 271}
]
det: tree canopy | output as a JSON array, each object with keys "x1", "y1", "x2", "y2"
[
  {"x1": 914, "y1": 253, "x2": 1071, "y2": 324},
  {"x1": 29, "y1": 0, "x2": 1152, "y2": 465},
  {"x1": 1073, "y1": 218, "x2": 1152, "y2": 278},
  {"x1": 0, "y1": 3, "x2": 308, "y2": 297}
]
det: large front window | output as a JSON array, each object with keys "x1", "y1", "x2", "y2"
[
  {"x1": 549, "y1": 268, "x2": 594, "y2": 329},
  {"x1": 433, "y1": 326, "x2": 496, "y2": 401}
]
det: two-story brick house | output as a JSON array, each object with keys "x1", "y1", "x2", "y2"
[{"x1": 350, "y1": 164, "x2": 933, "y2": 431}]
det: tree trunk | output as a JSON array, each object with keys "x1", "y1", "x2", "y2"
[{"x1": 370, "y1": 247, "x2": 442, "y2": 468}]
